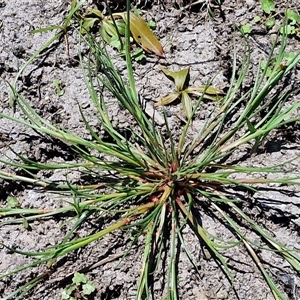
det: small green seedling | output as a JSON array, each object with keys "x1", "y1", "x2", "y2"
[
  {"x1": 132, "y1": 47, "x2": 145, "y2": 61},
  {"x1": 155, "y1": 66, "x2": 224, "y2": 119},
  {"x1": 241, "y1": 0, "x2": 275, "y2": 33},
  {"x1": 61, "y1": 272, "x2": 96, "y2": 300},
  {"x1": 147, "y1": 19, "x2": 156, "y2": 29},
  {"x1": 261, "y1": 0, "x2": 275, "y2": 15},
  {"x1": 7, "y1": 197, "x2": 19, "y2": 208},
  {"x1": 279, "y1": 9, "x2": 300, "y2": 37},
  {"x1": 265, "y1": 17, "x2": 276, "y2": 29},
  {"x1": 241, "y1": 23, "x2": 252, "y2": 34},
  {"x1": 255, "y1": 3, "x2": 300, "y2": 34},
  {"x1": 132, "y1": 7, "x2": 142, "y2": 16},
  {"x1": 53, "y1": 79, "x2": 65, "y2": 96},
  {"x1": 242, "y1": 8, "x2": 276, "y2": 34}
]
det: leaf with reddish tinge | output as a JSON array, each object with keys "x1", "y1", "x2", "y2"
[{"x1": 114, "y1": 12, "x2": 164, "y2": 56}]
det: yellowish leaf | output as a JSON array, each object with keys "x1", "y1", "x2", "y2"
[
  {"x1": 181, "y1": 91, "x2": 192, "y2": 120},
  {"x1": 114, "y1": 12, "x2": 164, "y2": 56},
  {"x1": 154, "y1": 92, "x2": 180, "y2": 107},
  {"x1": 187, "y1": 86, "x2": 225, "y2": 95},
  {"x1": 160, "y1": 66, "x2": 190, "y2": 91},
  {"x1": 186, "y1": 86, "x2": 225, "y2": 101}
]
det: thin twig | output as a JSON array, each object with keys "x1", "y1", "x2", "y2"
[{"x1": 47, "y1": 253, "x2": 124, "y2": 284}]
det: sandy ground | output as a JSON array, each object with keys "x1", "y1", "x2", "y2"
[{"x1": 1, "y1": 0, "x2": 300, "y2": 299}]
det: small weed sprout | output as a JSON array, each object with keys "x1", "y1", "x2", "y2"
[
  {"x1": 242, "y1": 4, "x2": 300, "y2": 35},
  {"x1": 61, "y1": 272, "x2": 96, "y2": 300},
  {"x1": 53, "y1": 79, "x2": 65, "y2": 96},
  {"x1": 1, "y1": 1, "x2": 300, "y2": 300}
]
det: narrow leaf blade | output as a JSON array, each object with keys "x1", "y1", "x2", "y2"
[
  {"x1": 181, "y1": 91, "x2": 192, "y2": 119},
  {"x1": 187, "y1": 86, "x2": 225, "y2": 95}
]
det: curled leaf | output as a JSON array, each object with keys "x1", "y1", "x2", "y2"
[
  {"x1": 114, "y1": 12, "x2": 164, "y2": 56},
  {"x1": 99, "y1": 24, "x2": 113, "y2": 44},
  {"x1": 102, "y1": 20, "x2": 119, "y2": 37},
  {"x1": 100, "y1": 19, "x2": 127, "y2": 50},
  {"x1": 80, "y1": 6, "x2": 104, "y2": 34},
  {"x1": 80, "y1": 17, "x2": 99, "y2": 34}
]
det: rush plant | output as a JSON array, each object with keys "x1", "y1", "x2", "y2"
[{"x1": 0, "y1": 2, "x2": 300, "y2": 300}]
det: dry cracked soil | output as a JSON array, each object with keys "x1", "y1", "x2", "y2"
[{"x1": 1, "y1": 0, "x2": 300, "y2": 299}]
